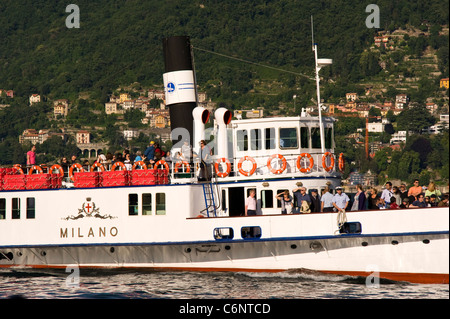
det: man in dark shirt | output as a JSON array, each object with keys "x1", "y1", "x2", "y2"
[
  {"x1": 410, "y1": 194, "x2": 427, "y2": 208},
  {"x1": 292, "y1": 186, "x2": 311, "y2": 213}
]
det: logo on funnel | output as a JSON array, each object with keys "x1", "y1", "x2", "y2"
[{"x1": 167, "y1": 82, "x2": 175, "y2": 93}]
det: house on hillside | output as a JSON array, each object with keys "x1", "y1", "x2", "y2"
[
  {"x1": 0, "y1": 90, "x2": 14, "y2": 98},
  {"x1": 440, "y1": 78, "x2": 449, "y2": 89},
  {"x1": 29, "y1": 94, "x2": 41, "y2": 105},
  {"x1": 395, "y1": 94, "x2": 409, "y2": 109},
  {"x1": 53, "y1": 99, "x2": 69, "y2": 117},
  {"x1": 76, "y1": 131, "x2": 91, "y2": 144}
]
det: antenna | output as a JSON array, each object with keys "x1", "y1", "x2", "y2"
[{"x1": 311, "y1": 16, "x2": 332, "y2": 155}]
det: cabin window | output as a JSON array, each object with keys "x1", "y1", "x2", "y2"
[
  {"x1": 260, "y1": 190, "x2": 273, "y2": 208},
  {"x1": 241, "y1": 226, "x2": 262, "y2": 239},
  {"x1": 311, "y1": 127, "x2": 321, "y2": 149},
  {"x1": 156, "y1": 193, "x2": 166, "y2": 215},
  {"x1": 142, "y1": 193, "x2": 152, "y2": 215},
  {"x1": 128, "y1": 194, "x2": 138, "y2": 216},
  {"x1": 214, "y1": 227, "x2": 234, "y2": 240},
  {"x1": 279, "y1": 128, "x2": 298, "y2": 149},
  {"x1": 237, "y1": 130, "x2": 248, "y2": 151},
  {"x1": 26, "y1": 198, "x2": 35, "y2": 219},
  {"x1": 300, "y1": 127, "x2": 310, "y2": 148},
  {"x1": 325, "y1": 127, "x2": 333, "y2": 149},
  {"x1": 0, "y1": 198, "x2": 5, "y2": 220},
  {"x1": 265, "y1": 128, "x2": 275, "y2": 150},
  {"x1": 250, "y1": 129, "x2": 262, "y2": 150},
  {"x1": 12, "y1": 198, "x2": 20, "y2": 219}
]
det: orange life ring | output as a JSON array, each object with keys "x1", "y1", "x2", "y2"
[
  {"x1": 338, "y1": 153, "x2": 345, "y2": 172},
  {"x1": 111, "y1": 161, "x2": 126, "y2": 171},
  {"x1": 174, "y1": 161, "x2": 190, "y2": 173},
  {"x1": 50, "y1": 164, "x2": 64, "y2": 177},
  {"x1": 69, "y1": 163, "x2": 84, "y2": 178},
  {"x1": 214, "y1": 158, "x2": 231, "y2": 178},
  {"x1": 297, "y1": 153, "x2": 314, "y2": 173},
  {"x1": 90, "y1": 162, "x2": 105, "y2": 172},
  {"x1": 322, "y1": 152, "x2": 335, "y2": 172},
  {"x1": 154, "y1": 160, "x2": 170, "y2": 172},
  {"x1": 132, "y1": 161, "x2": 147, "y2": 170},
  {"x1": 267, "y1": 154, "x2": 287, "y2": 174},
  {"x1": 28, "y1": 165, "x2": 43, "y2": 175},
  {"x1": 237, "y1": 156, "x2": 257, "y2": 176},
  {"x1": 13, "y1": 164, "x2": 24, "y2": 175}
]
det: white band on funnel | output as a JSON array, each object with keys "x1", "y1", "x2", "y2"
[{"x1": 163, "y1": 70, "x2": 196, "y2": 105}]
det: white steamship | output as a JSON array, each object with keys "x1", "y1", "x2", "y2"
[{"x1": 0, "y1": 36, "x2": 448, "y2": 284}]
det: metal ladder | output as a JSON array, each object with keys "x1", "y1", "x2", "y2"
[{"x1": 202, "y1": 182, "x2": 217, "y2": 217}]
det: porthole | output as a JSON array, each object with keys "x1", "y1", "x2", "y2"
[
  {"x1": 361, "y1": 242, "x2": 369, "y2": 247},
  {"x1": 185, "y1": 248, "x2": 192, "y2": 253},
  {"x1": 423, "y1": 239, "x2": 430, "y2": 244},
  {"x1": 391, "y1": 240, "x2": 399, "y2": 245},
  {"x1": 110, "y1": 247, "x2": 115, "y2": 253},
  {"x1": 40, "y1": 251, "x2": 46, "y2": 256},
  {"x1": 290, "y1": 244, "x2": 297, "y2": 249},
  {"x1": 225, "y1": 245, "x2": 231, "y2": 250}
]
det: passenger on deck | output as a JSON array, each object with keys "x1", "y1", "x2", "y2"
[
  {"x1": 164, "y1": 151, "x2": 173, "y2": 169},
  {"x1": 332, "y1": 187, "x2": 350, "y2": 212},
  {"x1": 367, "y1": 188, "x2": 379, "y2": 210},
  {"x1": 198, "y1": 140, "x2": 212, "y2": 181},
  {"x1": 400, "y1": 198, "x2": 410, "y2": 209},
  {"x1": 97, "y1": 152, "x2": 107, "y2": 165},
  {"x1": 309, "y1": 189, "x2": 321, "y2": 213},
  {"x1": 380, "y1": 182, "x2": 394, "y2": 209},
  {"x1": 26, "y1": 145, "x2": 36, "y2": 166},
  {"x1": 425, "y1": 182, "x2": 441, "y2": 202},
  {"x1": 389, "y1": 196, "x2": 400, "y2": 209},
  {"x1": 438, "y1": 194, "x2": 449, "y2": 207},
  {"x1": 124, "y1": 153, "x2": 132, "y2": 171},
  {"x1": 320, "y1": 187, "x2": 334, "y2": 212},
  {"x1": 276, "y1": 190, "x2": 293, "y2": 214},
  {"x1": 408, "y1": 179, "x2": 422, "y2": 198},
  {"x1": 143, "y1": 141, "x2": 155, "y2": 164},
  {"x1": 181, "y1": 140, "x2": 192, "y2": 162},
  {"x1": 410, "y1": 194, "x2": 427, "y2": 208},
  {"x1": 399, "y1": 183, "x2": 408, "y2": 201},
  {"x1": 134, "y1": 151, "x2": 143, "y2": 162},
  {"x1": 429, "y1": 194, "x2": 438, "y2": 207},
  {"x1": 292, "y1": 187, "x2": 311, "y2": 213},
  {"x1": 245, "y1": 189, "x2": 257, "y2": 216},
  {"x1": 392, "y1": 186, "x2": 402, "y2": 206},
  {"x1": 351, "y1": 184, "x2": 366, "y2": 211},
  {"x1": 70, "y1": 154, "x2": 79, "y2": 164},
  {"x1": 60, "y1": 157, "x2": 70, "y2": 177}
]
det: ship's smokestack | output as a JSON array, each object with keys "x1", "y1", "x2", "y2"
[
  {"x1": 214, "y1": 107, "x2": 232, "y2": 159},
  {"x1": 192, "y1": 106, "x2": 210, "y2": 153},
  {"x1": 162, "y1": 36, "x2": 197, "y2": 147}
]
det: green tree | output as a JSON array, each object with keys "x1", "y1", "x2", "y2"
[{"x1": 397, "y1": 106, "x2": 436, "y2": 134}]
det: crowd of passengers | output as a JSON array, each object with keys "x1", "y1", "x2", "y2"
[
  {"x1": 244, "y1": 180, "x2": 449, "y2": 216},
  {"x1": 23, "y1": 140, "x2": 211, "y2": 178},
  {"x1": 22, "y1": 143, "x2": 450, "y2": 211}
]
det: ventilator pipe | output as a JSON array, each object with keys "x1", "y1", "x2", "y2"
[
  {"x1": 214, "y1": 107, "x2": 232, "y2": 160},
  {"x1": 192, "y1": 106, "x2": 210, "y2": 151}
]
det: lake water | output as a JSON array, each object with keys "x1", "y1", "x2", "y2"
[{"x1": 1, "y1": 268, "x2": 447, "y2": 300}]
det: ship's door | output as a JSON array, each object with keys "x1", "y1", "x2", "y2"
[{"x1": 228, "y1": 187, "x2": 245, "y2": 217}]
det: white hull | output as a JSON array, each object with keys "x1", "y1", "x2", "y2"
[{"x1": 1, "y1": 182, "x2": 449, "y2": 284}]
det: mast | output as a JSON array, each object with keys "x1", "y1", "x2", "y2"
[{"x1": 311, "y1": 16, "x2": 332, "y2": 154}]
